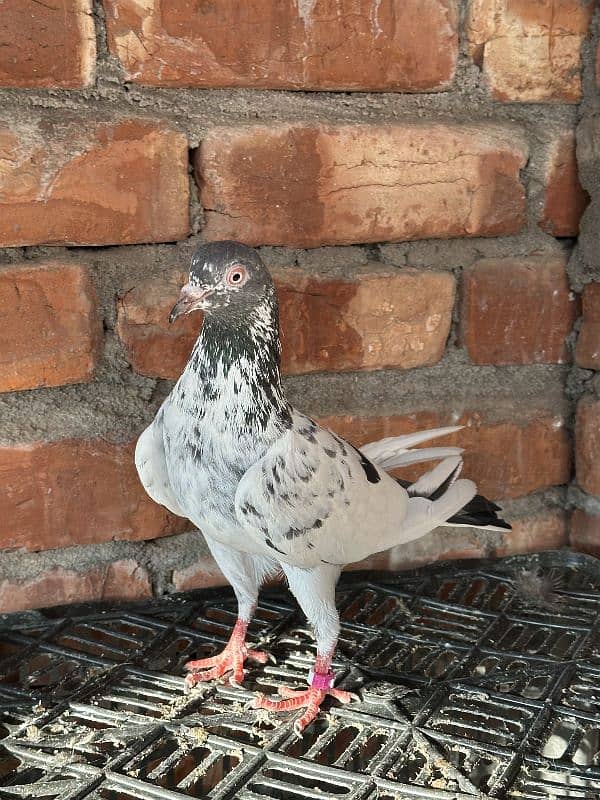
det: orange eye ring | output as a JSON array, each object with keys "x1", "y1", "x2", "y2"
[{"x1": 225, "y1": 265, "x2": 248, "y2": 287}]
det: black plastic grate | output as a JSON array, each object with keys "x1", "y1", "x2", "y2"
[{"x1": 1, "y1": 551, "x2": 600, "y2": 799}]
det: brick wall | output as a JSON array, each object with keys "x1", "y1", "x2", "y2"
[
  {"x1": 569, "y1": 6, "x2": 600, "y2": 558},
  {"x1": 0, "y1": 0, "x2": 595, "y2": 612}
]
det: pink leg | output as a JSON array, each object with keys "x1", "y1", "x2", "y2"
[
  {"x1": 251, "y1": 651, "x2": 356, "y2": 736},
  {"x1": 184, "y1": 619, "x2": 272, "y2": 689}
]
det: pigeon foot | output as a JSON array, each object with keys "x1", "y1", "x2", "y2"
[
  {"x1": 183, "y1": 619, "x2": 272, "y2": 689},
  {"x1": 251, "y1": 684, "x2": 355, "y2": 736}
]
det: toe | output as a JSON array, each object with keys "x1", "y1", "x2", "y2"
[
  {"x1": 329, "y1": 688, "x2": 356, "y2": 704},
  {"x1": 294, "y1": 706, "x2": 319, "y2": 735},
  {"x1": 246, "y1": 649, "x2": 272, "y2": 665},
  {"x1": 184, "y1": 656, "x2": 219, "y2": 671},
  {"x1": 278, "y1": 685, "x2": 304, "y2": 699}
]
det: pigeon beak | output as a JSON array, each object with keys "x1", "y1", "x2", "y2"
[{"x1": 169, "y1": 283, "x2": 213, "y2": 324}]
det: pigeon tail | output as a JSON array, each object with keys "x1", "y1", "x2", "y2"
[
  {"x1": 444, "y1": 492, "x2": 512, "y2": 532},
  {"x1": 393, "y1": 462, "x2": 511, "y2": 534},
  {"x1": 365, "y1": 426, "x2": 512, "y2": 534},
  {"x1": 397, "y1": 478, "x2": 478, "y2": 544}
]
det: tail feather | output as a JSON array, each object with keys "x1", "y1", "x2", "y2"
[
  {"x1": 364, "y1": 424, "x2": 512, "y2": 534},
  {"x1": 446, "y1": 493, "x2": 511, "y2": 531},
  {"x1": 408, "y1": 455, "x2": 462, "y2": 498},
  {"x1": 361, "y1": 426, "x2": 463, "y2": 470},
  {"x1": 399, "y1": 479, "x2": 478, "y2": 543}
]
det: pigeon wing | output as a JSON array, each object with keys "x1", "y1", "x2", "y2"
[
  {"x1": 234, "y1": 413, "x2": 409, "y2": 567},
  {"x1": 135, "y1": 405, "x2": 186, "y2": 517}
]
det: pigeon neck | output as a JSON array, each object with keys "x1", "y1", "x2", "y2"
[{"x1": 181, "y1": 292, "x2": 291, "y2": 428}]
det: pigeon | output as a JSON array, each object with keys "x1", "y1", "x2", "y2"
[{"x1": 135, "y1": 240, "x2": 510, "y2": 735}]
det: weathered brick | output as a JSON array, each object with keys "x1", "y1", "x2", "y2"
[
  {"x1": 570, "y1": 509, "x2": 600, "y2": 556},
  {"x1": 117, "y1": 267, "x2": 455, "y2": 378},
  {"x1": 317, "y1": 411, "x2": 572, "y2": 501},
  {"x1": 467, "y1": 0, "x2": 593, "y2": 102},
  {"x1": 576, "y1": 283, "x2": 600, "y2": 369},
  {"x1": 0, "y1": 438, "x2": 189, "y2": 552},
  {"x1": 0, "y1": 560, "x2": 151, "y2": 613},
  {"x1": 576, "y1": 397, "x2": 600, "y2": 496},
  {"x1": 198, "y1": 123, "x2": 528, "y2": 247},
  {"x1": 0, "y1": 0, "x2": 95, "y2": 88},
  {"x1": 279, "y1": 269, "x2": 455, "y2": 373},
  {"x1": 0, "y1": 119, "x2": 189, "y2": 246},
  {"x1": 461, "y1": 257, "x2": 579, "y2": 365},
  {"x1": 104, "y1": 0, "x2": 457, "y2": 91},
  {"x1": 0, "y1": 262, "x2": 102, "y2": 393},
  {"x1": 350, "y1": 510, "x2": 567, "y2": 571},
  {"x1": 117, "y1": 275, "x2": 197, "y2": 381},
  {"x1": 539, "y1": 133, "x2": 589, "y2": 237},
  {"x1": 172, "y1": 558, "x2": 227, "y2": 593}
]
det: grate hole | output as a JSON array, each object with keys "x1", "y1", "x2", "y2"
[
  {"x1": 55, "y1": 621, "x2": 156, "y2": 661},
  {"x1": 449, "y1": 749, "x2": 501, "y2": 792},
  {"x1": 0, "y1": 749, "x2": 20, "y2": 781},
  {"x1": 508, "y1": 763, "x2": 600, "y2": 798},
  {"x1": 314, "y1": 726, "x2": 360, "y2": 766},
  {"x1": 345, "y1": 732, "x2": 388, "y2": 772},
  {"x1": 188, "y1": 753, "x2": 241, "y2": 795},
  {"x1": 256, "y1": 768, "x2": 350, "y2": 796},
  {"x1": 573, "y1": 729, "x2": 600, "y2": 766},
  {"x1": 286, "y1": 717, "x2": 329, "y2": 757},
  {"x1": 0, "y1": 642, "x2": 25, "y2": 660},
  {"x1": 434, "y1": 693, "x2": 534, "y2": 747},
  {"x1": 543, "y1": 719, "x2": 577, "y2": 759},
  {"x1": 472, "y1": 655, "x2": 555, "y2": 699}
]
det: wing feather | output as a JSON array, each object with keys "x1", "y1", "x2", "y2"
[{"x1": 135, "y1": 407, "x2": 186, "y2": 517}]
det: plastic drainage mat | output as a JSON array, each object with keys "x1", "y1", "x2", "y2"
[{"x1": 0, "y1": 552, "x2": 600, "y2": 800}]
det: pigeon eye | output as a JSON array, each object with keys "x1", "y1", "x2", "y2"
[{"x1": 225, "y1": 266, "x2": 248, "y2": 287}]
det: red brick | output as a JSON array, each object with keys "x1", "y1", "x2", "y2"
[
  {"x1": 539, "y1": 133, "x2": 589, "y2": 237},
  {"x1": 467, "y1": 0, "x2": 593, "y2": 102},
  {"x1": 576, "y1": 397, "x2": 600, "y2": 496},
  {"x1": 172, "y1": 558, "x2": 227, "y2": 593},
  {"x1": 117, "y1": 274, "x2": 197, "y2": 381},
  {"x1": 279, "y1": 269, "x2": 455, "y2": 373},
  {"x1": 104, "y1": 0, "x2": 457, "y2": 91},
  {"x1": 0, "y1": 560, "x2": 151, "y2": 613},
  {"x1": 197, "y1": 123, "x2": 528, "y2": 247},
  {"x1": 461, "y1": 257, "x2": 579, "y2": 365},
  {"x1": 0, "y1": 438, "x2": 188, "y2": 552},
  {"x1": 0, "y1": 0, "x2": 95, "y2": 88},
  {"x1": 0, "y1": 119, "x2": 189, "y2": 247},
  {"x1": 576, "y1": 283, "x2": 600, "y2": 369},
  {"x1": 317, "y1": 411, "x2": 572, "y2": 501},
  {"x1": 0, "y1": 262, "x2": 102, "y2": 393},
  {"x1": 117, "y1": 267, "x2": 455, "y2": 378},
  {"x1": 570, "y1": 509, "x2": 600, "y2": 556},
  {"x1": 349, "y1": 510, "x2": 567, "y2": 571}
]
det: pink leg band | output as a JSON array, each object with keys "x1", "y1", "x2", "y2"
[{"x1": 308, "y1": 669, "x2": 335, "y2": 690}]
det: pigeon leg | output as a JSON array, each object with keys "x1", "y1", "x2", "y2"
[
  {"x1": 251, "y1": 563, "x2": 356, "y2": 735},
  {"x1": 184, "y1": 618, "x2": 271, "y2": 688},
  {"x1": 183, "y1": 539, "x2": 278, "y2": 689}
]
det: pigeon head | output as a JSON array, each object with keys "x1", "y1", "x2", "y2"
[{"x1": 169, "y1": 241, "x2": 274, "y2": 323}]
